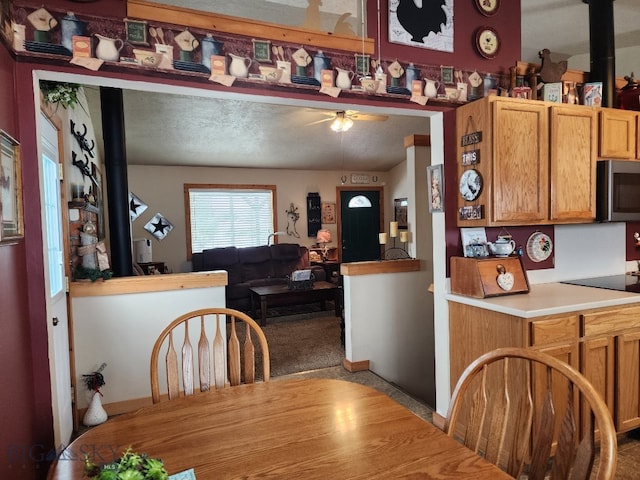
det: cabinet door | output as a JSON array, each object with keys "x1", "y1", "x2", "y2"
[
  {"x1": 580, "y1": 336, "x2": 614, "y2": 434},
  {"x1": 549, "y1": 106, "x2": 597, "y2": 222},
  {"x1": 492, "y1": 100, "x2": 549, "y2": 224},
  {"x1": 599, "y1": 109, "x2": 638, "y2": 159},
  {"x1": 616, "y1": 330, "x2": 640, "y2": 432}
]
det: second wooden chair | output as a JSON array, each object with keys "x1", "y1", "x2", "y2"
[{"x1": 150, "y1": 307, "x2": 270, "y2": 404}]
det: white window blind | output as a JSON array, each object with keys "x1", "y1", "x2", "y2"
[{"x1": 188, "y1": 187, "x2": 275, "y2": 253}]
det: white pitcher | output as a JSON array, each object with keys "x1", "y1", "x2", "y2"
[
  {"x1": 424, "y1": 78, "x2": 440, "y2": 98},
  {"x1": 94, "y1": 34, "x2": 123, "y2": 62},
  {"x1": 335, "y1": 68, "x2": 354, "y2": 90},
  {"x1": 228, "y1": 53, "x2": 252, "y2": 78}
]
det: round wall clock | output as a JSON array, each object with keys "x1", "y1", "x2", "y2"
[
  {"x1": 459, "y1": 169, "x2": 483, "y2": 201},
  {"x1": 475, "y1": 0, "x2": 500, "y2": 17},
  {"x1": 475, "y1": 26, "x2": 500, "y2": 59}
]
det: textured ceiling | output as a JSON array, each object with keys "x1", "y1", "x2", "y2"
[
  {"x1": 84, "y1": 86, "x2": 432, "y2": 171},
  {"x1": 84, "y1": 0, "x2": 640, "y2": 172}
]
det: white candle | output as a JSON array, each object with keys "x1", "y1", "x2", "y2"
[
  {"x1": 400, "y1": 231, "x2": 408, "y2": 243},
  {"x1": 390, "y1": 221, "x2": 399, "y2": 238},
  {"x1": 378, "y1": 233, "x2": 388, "y2": 244}
]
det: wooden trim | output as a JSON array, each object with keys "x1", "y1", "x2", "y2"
[
  {"x1": 343, "y1": 358, "x2": 370, "y2": 372},
  {"x1": 69, "y1": 271, "x2": 228, "y2": 297},
  {"x1": 432, "y1": 411, "x2": 446, "y2": 431},
  {"x1": 404, "y1": 135, "x2": 431, "y2": 148},
  {"x1": 183, "y1": 183, "x2": 278, "y2": 261},
  {"x1": 341, "y1": 258, "x2": 421, "y2": 276},
  {"x1": 127, "y1": 0, "x2": 375, "y2": 55}
]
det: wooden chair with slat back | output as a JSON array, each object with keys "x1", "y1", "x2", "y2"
[
  {"x1": 150, "y1": 308, "x2": 270, "y2": 404},
  {"x1": 444, "y1": 347, "x2": 616, "y2": 480}
]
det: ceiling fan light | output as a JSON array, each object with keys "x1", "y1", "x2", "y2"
[{"x1": 331, "y1": 116, "x2": 353, "y2": 132}]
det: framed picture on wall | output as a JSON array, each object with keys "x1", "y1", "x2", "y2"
[
  {"x1": 388, "y1": 0, "x2": 454, "y2": 53},
  {"x1": 0, "y1": 130, "x2": 23, "y2": 244},
  {"x1": 394, "y1": 198, "x2": 408, "y2": 229},
  {"x1": 427, "y1": 165, "x2": 444, "y2": 213},
  {"x1": 321, "y1": 202, "x2": 336, "y2": 224}
]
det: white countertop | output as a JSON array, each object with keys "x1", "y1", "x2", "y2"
[{"x1": 445, "y1": 283, "x2": 640, "y2": 318}]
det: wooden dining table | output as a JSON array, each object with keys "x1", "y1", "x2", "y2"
[{"x1": 48, "y1": 378, "x2": 511, "y2": 479}]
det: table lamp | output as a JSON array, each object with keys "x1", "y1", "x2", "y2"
[{"x1": 316, "y1": 229, "x2": 332, "y2": 261}]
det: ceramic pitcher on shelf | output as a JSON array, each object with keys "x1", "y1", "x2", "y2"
[
  {"x1": 228, "y1": 53, "x2": 252, "y2": 78},
  {"x1": 424, "y1": 78, "x2": 440, "y2": 98},
  {"x1": 94, "y1": 34, "x2": 123, "y2": 62},
  {"x1": 335, "y1": 68, "x2": 354, "y2": 90}
]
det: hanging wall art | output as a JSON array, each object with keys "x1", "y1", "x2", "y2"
[
  {"x1": 0, "y1": 130, "x2": 23, "y2": 244},
  {"x1": 144, "y1": 213, "x2": 174, "y2": 241},
  {"x1": 129, "y1": 192, "x2": 148, "y2": 220},
  {"x1": 388, "y1": 0, "x2": 454, "y2": 53}
]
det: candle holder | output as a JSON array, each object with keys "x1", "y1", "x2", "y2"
[{"x1": 384, "y1": 235, "x2": 411, "y2": 260}]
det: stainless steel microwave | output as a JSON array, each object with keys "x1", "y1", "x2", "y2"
[{"x1": 597, "y1": 160, "x2": 640, "y2": 222}]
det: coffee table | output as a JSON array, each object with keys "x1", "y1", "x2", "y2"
[{"x1": 250, "y1": 281, "x2": 340, "y2": 325}]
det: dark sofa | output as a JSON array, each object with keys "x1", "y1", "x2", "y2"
[{"x1": 191, "y1": 243, "x2": 326, "y2": 312}]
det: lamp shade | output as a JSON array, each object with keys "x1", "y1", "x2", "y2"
[{"x1": 316, "y1": 229, "x2": 332, "y2": 244}]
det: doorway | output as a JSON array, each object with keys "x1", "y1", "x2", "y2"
[{"x1": 338, "y1": 187, "x2": 383, "y2": 263}]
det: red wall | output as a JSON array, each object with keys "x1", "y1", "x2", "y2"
[{"x1": 0, "y1": 42, "x2": 53, "y2": 479}]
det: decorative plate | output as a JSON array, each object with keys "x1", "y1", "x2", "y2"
[
  {"x1": 475, "y1": 0, "x2": 501, "y2": 17},
  {"x1": 459, "y1": 169, "x2": 483, "y2": 201},
  {"x1": 475, "y1": 26, "x2": 501, "y2": 59},
  {"x1": 526, "y1": 232, "x2": 553, "y2": 262}
]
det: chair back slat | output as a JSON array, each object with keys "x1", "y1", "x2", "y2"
[
  {"x1": 150, "y1": 308, "x2": 270, "y2": 404},
  {"x1": 551, "y1": 384, "x2": 578, "y2": 479},
  {"x1": 529, "y1": 369, "x2": 556, "y2": 480},
  {"x1": 244, "y1": 322, "x2": 256, "y2": 384},
  {"x1": 228, "y1": 317, "x2": 241, "y2": 386},
  {"x1": 165, "y1": 332, "x2": 179, "y2": 400},
  {"x1": 182, "y1": 322, "x2": 194, "y2": 396},
  {"x1": 198, "y1": 316, "x2": 210, "y2": 392},
  {"x1": 444, "y1": 348, "x2": 617, "y2": 480},
  {"x1": 212, "y1": 313, "x2": 226, "y2": 389}
]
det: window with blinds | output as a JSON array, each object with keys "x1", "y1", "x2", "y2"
[{"x1": 186, "y1": 184, "x2": 276, "y2": 256}]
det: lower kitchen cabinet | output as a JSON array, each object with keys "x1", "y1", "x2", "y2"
[
  {"x1": 449, "y1": 301, "x2": 640, "y2": 434},
  {"x1": 616, "y1": 330, "x2": 640, "y2": 431}
]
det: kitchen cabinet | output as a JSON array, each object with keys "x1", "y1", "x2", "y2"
[
  {"x1": 598, "y1": 108, "x2": 638, "y2": 159},
  {"x1": 457, "y1": 97, "x2": 597, "y2": 226},
  {"x1": 449, "y1": 301, "x2": 640, "y2": 434}
]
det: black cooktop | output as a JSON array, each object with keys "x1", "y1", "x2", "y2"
[{"x1": 561, "y1": 275, "x2": 640, "y2": 293}]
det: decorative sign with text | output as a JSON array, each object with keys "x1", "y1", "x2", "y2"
[
  {"x1": 461, "y1": 149, "x2": 480, "y2": 165},
  {"x1": 461, "y1": 131, "x2": 482, "y2": 147}
]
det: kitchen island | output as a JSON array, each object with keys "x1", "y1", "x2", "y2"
[{"x1": 446, "y1": 282, "x2": 640, "y2": 433}]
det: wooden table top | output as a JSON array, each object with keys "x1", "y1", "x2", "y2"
[
  {"x1": 48, "y1": 378, "x2": 511, "y2": 479},
  {"x1": 249, "y1": 280, "x2": 336, "y2": 295}
]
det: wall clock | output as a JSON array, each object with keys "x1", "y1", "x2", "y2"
[
  {"x1": 475, "y1": 0, "x2": 501, "y2": 17},
  {"x1": 475, "y1": 26, "x2": 500, "y2": 59}
]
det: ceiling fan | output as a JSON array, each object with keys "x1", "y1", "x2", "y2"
[{"x1": 307, "y1": 110, "x2": 388, "y2": 132}]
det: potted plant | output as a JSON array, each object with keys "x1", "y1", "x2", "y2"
[{"x1": 84, "y1": 447, "x2": 169, "y2": 480}]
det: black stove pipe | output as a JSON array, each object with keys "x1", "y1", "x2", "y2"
[{"x1": 583, "y1": 0, "x2": 616, "y2": 107}]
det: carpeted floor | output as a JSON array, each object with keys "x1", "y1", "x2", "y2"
[{"x1": 261, "y1": 310, "x2": 344, "y2": 377}]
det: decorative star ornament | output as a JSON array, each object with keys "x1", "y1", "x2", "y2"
[
  {"x1": 129, "y1": 192, "x2": 148, "y2": 220},
  {"x1": 144, "y1": 213, "x2": 174, "y2": 240}
]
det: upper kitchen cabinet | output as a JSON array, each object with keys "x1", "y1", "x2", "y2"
[
  {"x1": 598, "y1": 108, "x2": 639, "y2": 160},
  {"x1": 457, "y1": 96, "x2": 597, "y2": 227}
]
